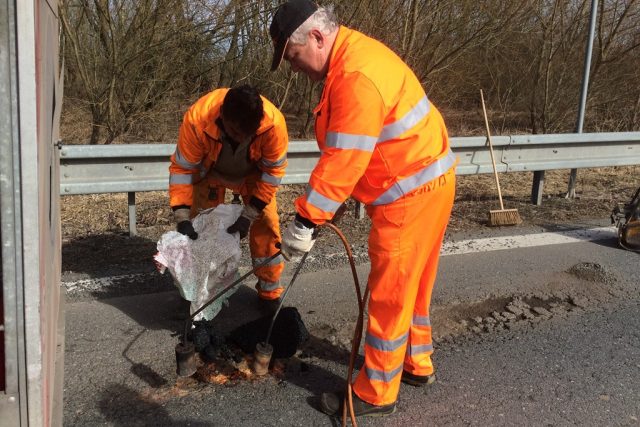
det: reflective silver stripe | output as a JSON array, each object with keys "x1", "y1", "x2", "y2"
[
  {"x1": 253, "y1": 255, "x2": 284, "y2": 267},
  {"x1": 412, "y1": 314, "x2": 431, "y2": 327},
  {"x1": 326, "y1": 131, "x2": 377, "y2": 152},
  {"x1": 365, "y1": 364, "x2": 403, "y2": 383},
  {"x1": 169, "y1": 173, "x2": 194, "y2": 185},
  {"x1": 261, "y1": 154, "x2": 287, "y2": 168},
  {"x1": 365, "y1": 331, "x2": 408, "y2": 352},
  {"x1": 371, "y1": 149, "x2": 456, "y2": 206},
  {"x1": 174, "y1": 147, "x2": 201, "y2": 170},
  {"x1": 407, "y1": 343, "x2": 433, "y2": 356},
  {"x1": 306, "y1": 188, "x2": 342, "y2": 214},
  {"x1": 258, "y1": 278, "x2": 281, "y2": 291},
  {"x1": 261, "y1": 172, "x2": 282, "y2": 186},
  {"x1": 378, "y1": 96, "x2": 430, "y2": 143}
]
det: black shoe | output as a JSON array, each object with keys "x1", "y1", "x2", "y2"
[
  {"x1": 401, "y1": 370, "x2": 436, "y2": 387},
  {"x1": 319, "y1": 391, "x2": 396, "y2": 418}
]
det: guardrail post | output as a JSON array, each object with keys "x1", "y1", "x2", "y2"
[
  {"x1": 128, "y1": 192, "x2": 137, "y2": 236},
  {"x1": 531, "y1": 171, "x2": 545, "y2": 206},
  {"x1": 354, "y1": 201, "x2": 365, "y2": 220}
]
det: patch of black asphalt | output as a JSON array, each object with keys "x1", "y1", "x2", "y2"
[{"x1": 64, "y1": 300, "x2": 640, "y2": 426}]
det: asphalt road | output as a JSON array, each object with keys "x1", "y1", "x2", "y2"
[{"x1": 62, "y1": 224, "x2": 640, "y2": 426}]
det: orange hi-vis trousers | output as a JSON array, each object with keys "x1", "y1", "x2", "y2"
[
  {"x1": 353, "y1": 167, "x2": 456, "y2": 406},
  {"x1": 192, "y1": 175, "x2": 285, "y2": 301}
]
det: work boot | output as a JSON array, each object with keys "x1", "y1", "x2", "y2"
[
  {"x1": 319, "y1": 391, "x2": 396, "y2": 418},
  {"x1": 401, "y1": 370, "x2": 436, "y2": 387}
]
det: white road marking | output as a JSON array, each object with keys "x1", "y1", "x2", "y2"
[
  {"x1": 63, "y1": 273, "x2": 149, "y2": 292},
  {"x1": 62, "y1": 226, "x2": 618, "y2": 291},
  {"x1": 441, "y1": 226, "x2": 617, "y2": 256}
]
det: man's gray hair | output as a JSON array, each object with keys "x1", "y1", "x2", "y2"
[{"x1": 289, "y1": 6, "x2": 338, "y2": 45}]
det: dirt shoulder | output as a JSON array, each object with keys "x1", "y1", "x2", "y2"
[{"x1": 60, "y1": 166, "x2": 639, "y2": 280}]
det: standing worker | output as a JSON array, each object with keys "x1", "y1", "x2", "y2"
[
  {"x1": 169, "y1": 84, "x2": 288, "y2": 307},
  {"x1": 270, "y1": 0, "x2": 457, "y2": 418}
]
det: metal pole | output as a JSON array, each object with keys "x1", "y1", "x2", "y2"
[
  {"x1": 0, "y1": 0, "x2": 28, "y2": 423},
  {"x1": 567, "y1": 0, "x2": 598, "y2": 199},
  {"x1": 354, "y1": 201, "x2": 365, "y2": 220},
  {"x1": 531, "y1": 171, "x2": 545, "y2": 205},
  {"x1": 128, "y1": 192, "x2": 137, "y2": 236}
]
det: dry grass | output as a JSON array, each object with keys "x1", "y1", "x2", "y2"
[
  {"x1": 61, "y1": 166, "x2": 639, "y2": 243},
  {"x1": 449, "y1": 167, "x2": 639, "y2": 231}
]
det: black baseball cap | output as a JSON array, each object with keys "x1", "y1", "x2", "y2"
[{"x1": 269, "y1": 0, "x2": 318, "y2": 71}]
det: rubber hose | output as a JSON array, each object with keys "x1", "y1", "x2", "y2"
[{"x1": 317, "y1": 222, "x2": 369, "y2": 427}]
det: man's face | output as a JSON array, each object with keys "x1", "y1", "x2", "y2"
[
  {"x1": 283, "y1": 31, "x2": 327, "y2": 81},
  {"x1": 221, "y1": 115, "x2": 253, "y2": 144}
]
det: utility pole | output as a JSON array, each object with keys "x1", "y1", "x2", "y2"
[{"x1": 566, "y1": 0, "x2": 598, "y2": 199}]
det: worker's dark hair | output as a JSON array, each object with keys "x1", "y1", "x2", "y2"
[{"x1": 222, "y1": 84, "x2": 264, "y2": 135}]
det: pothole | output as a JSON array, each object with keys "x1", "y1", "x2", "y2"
[
  {"x1": 169, "y1": 307, "x2": 310, "y2": 390},
  {"x1": 567, "y1": 262, "x2": 617, "y2": 285},
  {"x1": 434, "y1": 293, "x2": 587, "y2": 341}
]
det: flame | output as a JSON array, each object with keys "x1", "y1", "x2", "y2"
[
  {"x1": 270, "y1": 359, "x2": 286, "y2": 379},
  {"x1": 193, "y1": 353, "x2": 272, "y2": 384}
]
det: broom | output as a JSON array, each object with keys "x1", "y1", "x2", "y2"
[{"x1": 480, "y1": 89, "x2": 522, "y2": 226}]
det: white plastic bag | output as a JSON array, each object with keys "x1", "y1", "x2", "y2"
[{"x1": 154, "y1": 204, "x2": 243, "y2": 321}]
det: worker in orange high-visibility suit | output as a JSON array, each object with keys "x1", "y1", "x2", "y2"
[
  {"x1": 270, "y1": 0, "x2": 457, "y2": 418},
  {"x1": 169, "y1": 84, "x2": 288, "y2": 305}
]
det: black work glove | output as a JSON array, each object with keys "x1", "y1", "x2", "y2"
[
  {"x1": 226, "y1": 196, "x2": 266, "y2": 240},
  {"x1": 226, "y1": 215, "x2": 251, "y2": 239},
  {"x1": 177, "y1": 220, "x2": 198, "y2": 240},
  {"x1": 173, "y1": 207, "x2": 198, "y2": 240}
]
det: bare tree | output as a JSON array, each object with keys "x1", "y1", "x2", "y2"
[
  {"x1": 59, "y1": 0, "x2": 640, "y2": 144},
  {"x1": 61, "y1": 0, "x2": 215, "y2": 144},
  {"x1": 587, "y1": 0, "x2": 640, "y2": 131}
]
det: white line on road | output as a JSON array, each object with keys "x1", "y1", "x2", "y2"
[
  {"x1": 441, "y1": 226, "x2": 617, "y2": 256},
  {"x1": 63, "y1": 273, "x2": 149, "y2": 292},
  {"x1": 62, "y1": 226, "x2": 618, "y2": 291}
]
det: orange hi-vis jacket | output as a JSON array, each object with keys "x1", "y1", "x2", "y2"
[
  {"x1": 169, "y1": 89, "x2": 289, "y2": 209},
  {"x1": 295, "y1": 26, "x2": 456, "y2": 223}
]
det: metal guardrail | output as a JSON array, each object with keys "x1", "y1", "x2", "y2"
[
  {"x1": 59, "y1": 140, "x2": 322, "y2": 194},
  {"x1": 59, "y1": 132, "x2": 640, "y2": 234}
]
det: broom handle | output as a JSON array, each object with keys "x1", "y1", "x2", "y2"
[{"x1": 480, "y1": 89, "x2": 505, "y2": 210}]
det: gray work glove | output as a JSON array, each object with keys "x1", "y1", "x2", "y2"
[
  {"x1": 279, "y1": 204, "x2": 344, "y2": 261},
  {"x1": 280, "y1": 214, "x2": 317, "y2": 261},
  {"x1": 226, "y1": 197, "x2": 264, "y2": 239},
  {"x1": 173, "y1": 207, "x2": 198, "y2": 240}
]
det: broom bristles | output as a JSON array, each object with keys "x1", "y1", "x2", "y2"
[{"x1": 488, "y1": 208, "x2": 522, "y2": 226}]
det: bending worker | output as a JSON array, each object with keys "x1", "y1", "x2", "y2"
[
  {"x1": 270, "y1": 0, "x2": 457, "y2": 418},
  {"x1": 169, "y1": 84, "x2": 288, "y2": 306}
]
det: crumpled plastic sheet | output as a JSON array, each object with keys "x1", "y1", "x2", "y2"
[{"x1": 154, "y1": 204, "x2": 243, "y2": 321}]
